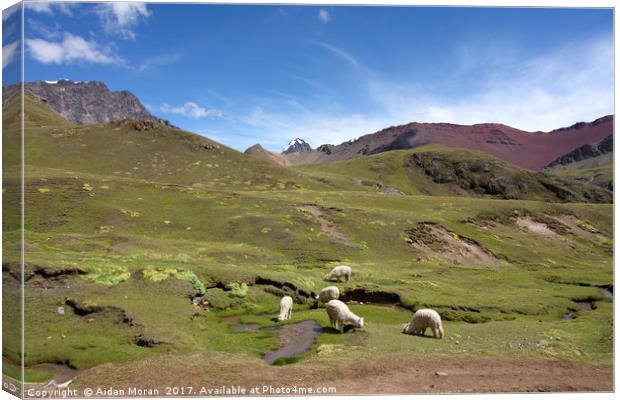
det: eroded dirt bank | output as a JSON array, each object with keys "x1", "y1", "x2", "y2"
[{"x1": 70, "y1": 352, "x2": 612, "y2": 394}]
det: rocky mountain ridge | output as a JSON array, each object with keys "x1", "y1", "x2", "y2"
[{"x1": 2, "y1": 79, "x2": 165, "y2": 125}]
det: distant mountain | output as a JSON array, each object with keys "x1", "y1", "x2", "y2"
[
  {"x1": 2, "y1": 79, "x2": 163, "y2": 125},
  {"x1": 244, "y1": 144, "x2": 290, "y2": 166},
  {"x1": 282, "y1": 116, "x2": 613, "y2": 171},
  {"x1": 282, "y1": 138, "x2": 311, "y2": 155}
]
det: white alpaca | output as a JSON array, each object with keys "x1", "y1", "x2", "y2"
[
  {"x1": 278, "y1": 295, "x2": 293, "y2": 321},
  {"x1": 317, "y1": 286, "x2": 340, "y2": 305},
  {"x1": 403, "y1": 308, "x2": 444, "y2": 338},
  {"x1": 326, "y1": 300, "x2": 364, "y2": 333},
  {"x1": 323, "y1": 265, "x2": 352, "y2": 282}
]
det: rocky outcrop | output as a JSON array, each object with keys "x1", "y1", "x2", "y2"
[
  {"x1": 545, "y1": 135, "x2": 613, "y2": 168},
  {"x1": 3, "y1": 79, "x2": 158, "y2": 124},
  {"x1": 408, "y1": 151, "x2": 612, "y2": 203}
]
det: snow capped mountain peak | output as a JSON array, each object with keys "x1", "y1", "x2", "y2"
[
  {"x1": 287, "y1": 138, "x2": 304, "y2": 146},
  {"x1": 42, "y1": 79, "x2": 88, "y2": 85},
  {"x1": 282, "y1": 138, "x2": 311, "y2": 155}
]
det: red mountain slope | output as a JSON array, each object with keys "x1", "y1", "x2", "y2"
[{"x1": 288, "y1": 115, "x2": 613, "y2": 170}]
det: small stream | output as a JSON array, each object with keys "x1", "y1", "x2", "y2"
[
  {"x1": 594, "y1": 285, "x2": 613, "y2": 299},
  {"x1": 264, "y1": 320, "x2": 322, "y2": 365},
  {"x1": 559, "y1": 284, "x2": 612, "y2": 320},
  {"x1": 227, "y1": 318, "x2": 322, "y2": 365}
]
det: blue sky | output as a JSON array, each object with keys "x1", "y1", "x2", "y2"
[{"x1": 2, "y1": 2, "x2": 614, "y2": 152}]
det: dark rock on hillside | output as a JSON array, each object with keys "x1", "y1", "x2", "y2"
[
  {"x1": 115, "y1": 119, "x2": 176, "y2": 132},
  {"x1": 408, "y1": 151, "x2": 612, "y2": 203},
  {"x1": 3, "y1": 79, "x2": 158, "y2": 124},
  {"x1": 317, "y1": 144, "x2": 334, "y2": 155},
  {"x1": 545, "y1": 135, "x2": 613, "y2": 168}
]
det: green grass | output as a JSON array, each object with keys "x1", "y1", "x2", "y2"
[
  {"x1": 2, "y1": 363, "x2": 54, "y2": 383},
  {"x1": 1, "y1": 94, "x2": 613, "y2": 381},
  {"x1": 553, "y1": 164, "x2": 613, "y2": 191}
]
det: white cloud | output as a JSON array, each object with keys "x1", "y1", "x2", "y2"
[
  {"x1": 25, "y1": 33, "x2": 122, "y2": 65},
  {"x1": 96, "y1": 3, "x2": 151, "y2": 40},
  {"x1": 318, "y1": 9, "x2": 330, "y2": 23},
  {"x1": 160, "y1": 102, "x2": 223, "y2": 119},
  {"x1": 3, "y1": 40, "x2": 19, "y2": 69},
  {"x1": 25, "y1": 2, "x2": 75, "y2": 16},
  {"x1": 25, "y1": 2, "x2": 53, "y2": 15},
  {"x1": 309, "y1": 39, "x2": 358, "y2": 67}
]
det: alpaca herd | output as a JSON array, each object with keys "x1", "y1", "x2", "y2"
[{"x1": 276, "y1": 265, "x2": 445, "y2": 338}]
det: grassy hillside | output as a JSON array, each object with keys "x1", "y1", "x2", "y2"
[
  {"x1": 297, "y1": 145, "x2": 612, "y2": 202},
  {"x1": 551, "y1": 163, "x2": 613, "y2": 192},
  {"x1": 1, "y1": 94, "x2": 613, "y2": 387},
  {"x1": 3, "y1": 94, "x2": 350, "y2": 192}
]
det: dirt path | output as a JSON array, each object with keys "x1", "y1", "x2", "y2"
[
  {"x1": 299, "y1": 205, "x2": 358, "y2": 247},
  {"x1": 70, "y1": 352, "x2": 612, "y2": 395}
]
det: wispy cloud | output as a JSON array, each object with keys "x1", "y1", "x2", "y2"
[
  {"x1": 137, "y1": 52, "x2": 182, "y2": 72},
  {"x1": 308, "y1": 39, "x2": 358, "y2": 67},
  {"x1": 27, "y1": 18, "x2": 62, "y2": 39},
  {"x1": 25, "y1": 2, "x2": 75, "y2": 16},
  {"x1": 25, "y1": 33, "x2": 123, "y2": 65},
  {"x1": 2, "y1": 4, "x2": 19, "y2": 21},
  {"x1": 247, "y1": 106, "x2": 266, "y2": 126},
  {"x1": 318, "y1": 9, "x2": 331, "y2": 23},
  {"x1": 2, "y1": 40, "x2": 19, "y2": 69},
  {"x1": 3, "y1": 20, "x2": 17, "y2": 42},
  {"x1": 160, "y1": 102, "x2": 223, "y2": 119},
  {"x1": 96, "y1": 3, "x2": 151, "y2": 40}
]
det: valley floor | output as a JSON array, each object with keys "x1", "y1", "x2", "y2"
[{"x1": 62, "y1": 352, "x2": 614, "y2": 394}]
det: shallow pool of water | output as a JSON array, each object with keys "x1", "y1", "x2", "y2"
[
  {"x1": 264, "y1": 320, "x2": 322, "y2": 365},
  {"x1": 225, "y1": 318, "x2": 323, "y2": 365}
]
